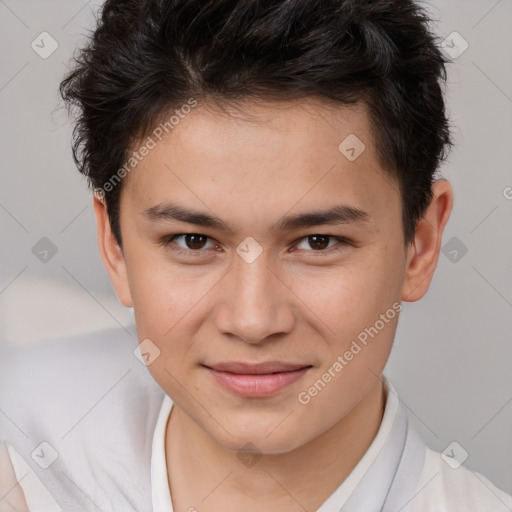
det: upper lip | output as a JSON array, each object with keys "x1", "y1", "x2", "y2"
[{"x1": 205, "y1": 361, "x2": 312, "y2": 375}]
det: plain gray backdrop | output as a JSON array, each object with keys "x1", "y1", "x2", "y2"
[{"x1": 1, "y1": 0, "x2": 511, "y2": 496}]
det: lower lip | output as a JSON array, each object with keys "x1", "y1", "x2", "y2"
[{"x1": 206, "y1": 367, "x2": 310, "y2": 397}]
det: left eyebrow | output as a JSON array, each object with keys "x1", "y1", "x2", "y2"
[
  {"x1": 272, "y1": 204, "x2": 370, "y2": 232},
  {"x1": 143, "y1": 202, "x2": 370, "y2": 232}
]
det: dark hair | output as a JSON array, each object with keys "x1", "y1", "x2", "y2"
[{"x1": 59, "y1": 0, "x2": 452, "y2": 247}]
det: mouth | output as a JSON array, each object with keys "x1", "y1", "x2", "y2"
[{"x1": 202, "y1": 361, "x2": 313, "y2": 397}]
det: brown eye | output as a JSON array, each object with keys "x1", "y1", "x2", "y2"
[
  {"x1": 162, "y1": 233, "x2": 217, "y2": 253},
  {"x1": 183, "y1": 234, "x2": 208, "y2": 250},
  {"x1": 306, "y1": 235, "x2": 330, "y2": 250},
  {"x1": 297, "y1": 234, "x2": 333, "y2": 251},
  {"x1": 294, "y1": 234, "x2": 351, "y2": 255}
]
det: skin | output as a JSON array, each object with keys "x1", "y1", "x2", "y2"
[
  {"x1": 94, "y1": 97, "x2": 452, "y2": 511},
  {"x1": 0, "y1": 443, "x2": 30, "y2": 512}
]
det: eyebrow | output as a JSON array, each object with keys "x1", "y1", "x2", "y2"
[{"x1": 143, "y1": 202, "x2": 370, "y2": 232}]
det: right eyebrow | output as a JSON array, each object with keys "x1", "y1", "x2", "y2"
[{"x1": 143, "y1": 202, "x2": 234, "y2": 232}]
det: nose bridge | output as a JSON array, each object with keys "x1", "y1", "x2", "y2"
[{"x1": 217, "y1": 250, "x2": 292, "y2": 343}]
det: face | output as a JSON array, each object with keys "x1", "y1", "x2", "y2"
[{"x1": 95, "y1": 97, "x2": 451, "y2": 454}]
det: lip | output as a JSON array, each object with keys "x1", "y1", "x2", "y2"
[{"x1": 203, "y1": 362, "x2": 312, "y2": 397}]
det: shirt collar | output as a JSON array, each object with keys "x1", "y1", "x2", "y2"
[{"x1": 151, "y1": 391, "x2": 174, "y2": 511}]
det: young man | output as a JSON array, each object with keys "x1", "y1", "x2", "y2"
[{"x1": 1, "y1": 0, "x2": 511, "y2": 511}]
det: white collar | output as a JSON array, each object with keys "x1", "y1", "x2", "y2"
[
  {"x1": 151, "y1": 376, "x2": 400, "y2": 512},
  {"x1": 151, "y1": 390, "x2": 174, "y2": 511}
]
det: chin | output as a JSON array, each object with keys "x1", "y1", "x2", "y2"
[{"x1": 210, "y1": 423, "x2": 305, "y2": 455}]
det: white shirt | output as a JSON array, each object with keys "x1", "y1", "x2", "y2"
[
  {"x1": 149, "y1": 377, "x2": 512, "y2": 512},
  {"x1": 1, "y1": 328, "x2": 512, "y2": 512}
]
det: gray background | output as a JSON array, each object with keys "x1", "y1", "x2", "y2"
[{"x1": 0, "y1": 0, "x2": 511, "y2": 496}]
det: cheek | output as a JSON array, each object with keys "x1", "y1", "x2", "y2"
[
  {"x1": 125, "y1": 252, "x2": 225, "y2": 370},
  {"x1": 289, "y1": 252, "x2": 401, "y2": 333},
  {"x1": 128, "y1": 259, "x2": 202, "y2": 390},
  {"x1": 126, "y1": 250, "x2": 210, "y2": 330}
]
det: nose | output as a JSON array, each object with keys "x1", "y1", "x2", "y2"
[{"x1": 214, "y1": 250, "x2": 295, "y2": 344}]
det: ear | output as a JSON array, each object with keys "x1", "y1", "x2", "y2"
[
  {"x1": 93, "y1": 195, "x2": 133, "y2": 307},
  {"x1": 401, "y1": 179, "x2": 453, "y2": 302}
]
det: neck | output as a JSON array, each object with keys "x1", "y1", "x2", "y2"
[{"x1": 166, "y1": 378, "x2": 386, "y2": 512}]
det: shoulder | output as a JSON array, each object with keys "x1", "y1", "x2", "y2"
[
  {"x1": 411, "y1": 447, "x2": 512, "y2": 511},
  {"x1": 0, "y1": 327, "x2": 164, "y2": 468},
  {"x1": 0, "y1": 328, "x2": 164, "y2": 511},
  {"x1": 0, "y1": 326, "x2": 164, "y2": 428},
  {"x1": 0, "y1": 326, "x2": 160, "y2": 409}
]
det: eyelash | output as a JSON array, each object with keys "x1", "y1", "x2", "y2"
[{"x1": 160, "y1": 233, "x2": 353, "y2": 257}]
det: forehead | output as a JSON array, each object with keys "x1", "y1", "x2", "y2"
[{"x1": 121, "y1": 97, "x2": 399, "y2": 231}]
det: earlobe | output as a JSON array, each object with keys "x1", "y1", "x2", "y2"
[
  {"x1": 401, "y1": 179, "x2": 453, "y2": 302},
  {"x1": 93, "y1": 196, "x2": 133, "y2": 307}
]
